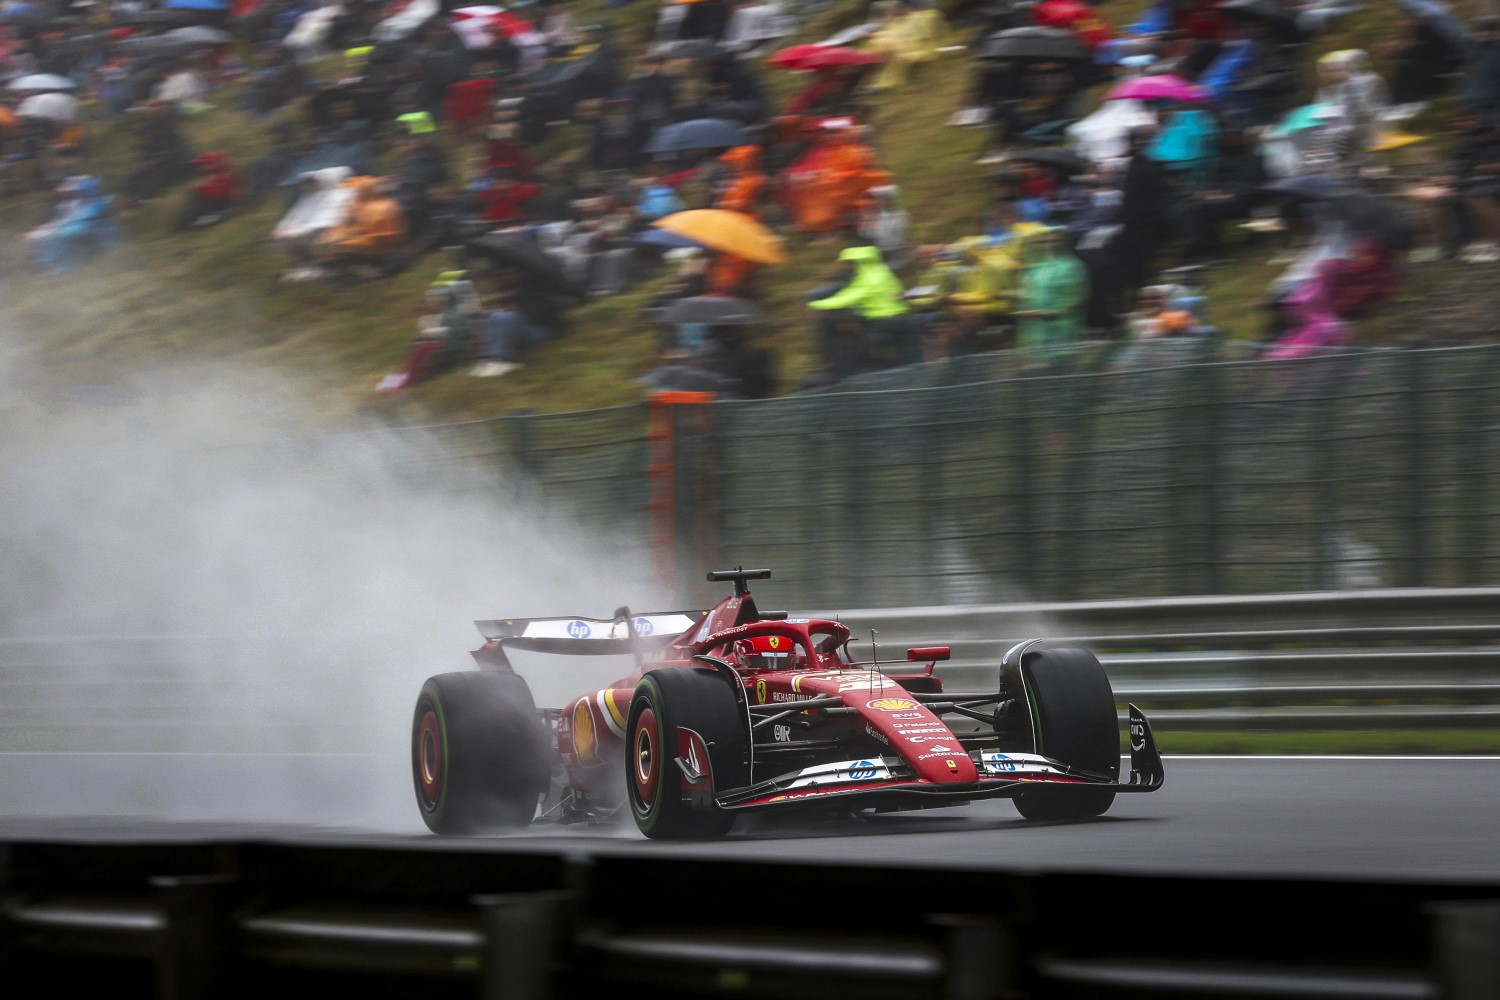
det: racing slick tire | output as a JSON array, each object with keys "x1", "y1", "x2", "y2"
[
  {"x1": 1011, "y1": 647, "x2": 1120, "y2": 821},
  {"x1": 625, "y1": 668, "x2": 749, "y2": 840},
  {"x1": 412, "y1": 671, "x2": 550, "y2": 835}
]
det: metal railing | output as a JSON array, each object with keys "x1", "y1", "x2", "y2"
[{"x1": 2, "y1": 840, "x2": 1497, "y2": 999}]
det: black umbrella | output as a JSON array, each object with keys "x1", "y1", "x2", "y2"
[
  {"x1": 980, "y1": 26, "x2": 1088, "y2": 62},
  {"x1": 118, "y1": 34, "x2": 198, "y2": 57},
  {"x1": 636, "y1": 363, "x2": 739, "y2": 394},
  {"x1": 652, "y1": 38, "x2": 722, "y2": 61},
  {"x1": 644, "y1": 118, "x2": 751, "y2": 155},
  {"x1": 1261, "y1": 175, "x2": 1356, "y2": 200},
  {"x1": 1217, "y1": 0, "x2": 1304, "y2": 37},
  {"x1": 658, "y1": 296, "x2": 766, "y2": 325},
  {"x1": 1008, "y1": 147, "x2": 1090, "y2": 175},
  {"x1": 466, "y1": 233, "x2": 573, "y2": 290},
  {"x1": 115, "y1": 10, "x2": 201, "y2": 28},
  {"x1": 1332, "y1": 191, "x2": 1415, "y2": 250}
]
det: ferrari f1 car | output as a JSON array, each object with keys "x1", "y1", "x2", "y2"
[{"x1": 411, "y1": 568, "x2": 1164, "y2": 838}]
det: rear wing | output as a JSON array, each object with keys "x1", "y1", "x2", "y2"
[{"x1": 475, "y1": 607, "x2": 709, "y2": 655}]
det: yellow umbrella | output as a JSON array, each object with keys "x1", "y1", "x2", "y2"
[
  {"x1": 653, "y1": 209, "x2": 788, "y2": 265},
  {"x1": 1369, "y1": 130, "x2": 1425, "y2": 153}
]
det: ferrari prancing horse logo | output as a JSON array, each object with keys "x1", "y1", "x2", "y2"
[
  {"x1": 767, "y1": 636, "x2": 782, "y2": 649},
  {"x1": 756, "y1": 679, "x2": 767, "y2": 704}
]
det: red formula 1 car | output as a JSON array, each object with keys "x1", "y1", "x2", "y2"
[{"x1": 411, "y1": 569, "x2": 1164, "y2": 838}]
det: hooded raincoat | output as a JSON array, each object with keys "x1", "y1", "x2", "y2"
[
  {"x1": 1016, "y1": 229, "x2": 1089, "y2": 361},
  {"x1": 809, "y1": 245, "x2": 909, "y2": 319}
]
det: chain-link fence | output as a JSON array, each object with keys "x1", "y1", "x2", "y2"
[{"x1": 424, "y1": 344, "x2": 1500, "y2": 609}]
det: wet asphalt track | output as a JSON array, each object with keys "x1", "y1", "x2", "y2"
[{"x1": 3, "y1": 756, "x2": 1500, "y2": 882}]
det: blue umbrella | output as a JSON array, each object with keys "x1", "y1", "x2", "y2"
[
  {"x1": 1397, "y1": 0, "x2": 1472, "y2": 53},
  {"x1": 163, "y1": 0, "x2": 230, "y2": 10},
  {"x1": 634, "y1": 229, "x2": 703, "y2": 251},
  {"x1": 644, "y1": 118, "x2": 750, "y2": 155}
]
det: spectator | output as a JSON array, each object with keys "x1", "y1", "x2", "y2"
[
  {"x1": 315, "y1": 175, "x2": 409, "y2": 279},
  {"x1": 786, "y1": 121, "x2": 889, "y2": 237},
  {"x1": 1013, "y1": 228, "x2": 1088, "y2": 367},
  {"x1": 716, "y1": 143, "x2": 766, "y2": 216},
  {"x1": 1465, "y1": 16, "x2": 1500, "y2": 116},
  {"x1": 121, "y1": 101, "x2": 194, "y2": 207},
  {"x1": 471, "y1": 262, "x2": 571, "y2": 375},
  {"x1": 858, "y1": 183, "x2": 913, "y2": 272},
  {"x1": 273, "y1": 166, "x2": 357, "y2": 282},
  {"x1": 807, "y1": 244, "x2": 910, "y2": 379},
  {"x1": 1384, "y1": 8, "x2": 1468, "y2": 107},
  {"x1": 176, "y1": 151, "x2": 240, "y2": 231},
  {"x1": 24, "y1": 174, "x2": 118, "y2": 273}
]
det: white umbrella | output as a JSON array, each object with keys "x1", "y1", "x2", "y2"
[
  {"x1": 165, "y1": 24, "x2": 236, "y2": 44},
  {"x1": 17, "y1": 92, "x2": 79, "y2": 122},
  {"x1": 7, "y1": 73, "x2": 78, "y2": 93}
]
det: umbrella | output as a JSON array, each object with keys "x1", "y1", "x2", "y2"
[
  {"x1": 1006, "y1": 146, "x2": 1089, "y2": 175},
  {"x1": 634, "y1": 229, "x2": 703, "y2": 251},
  {"x1": 636, "y1": 363, "x2": 739, "y2": 394},
  {"x1": 980, "y1": 26, "x2": 1088, "y2": 62},
  {"x1": 644, "y1": 118, "x2": 750, "y2": 155},
  {"x1": 116, "y1": 9, "x2": 201, "y2": 28},
  {"x1": 658, "y1": 296, "x2": 766, "y2": 325},
  {"x1": 652, "y1": 38, "x2": 722, "y2": 60},
  {"x1": 766, "y1": 44, "x2": 884, "y2": 72},
  {"x1": 163, "y1": 0, "x2": 229, "y2": 9},
  {"x1": 17, "y1": 91, "x2": 78, "y2": 123},
  {"x1": 1217, "y1": 0, "x2": 1304, "y2": 37},
  {"x1": 165, "y1": 24, "x2": 235, "y2": 44},
  {"x1": 653, "y1": 209, "x2": 787, "y2": 265},
  {"x1": 1261, "y1": 175, "x2": 1355, "y2": 199},
  {"x1": 1368, "y1": 129, "x2": 1425, "y2": 153},
  {"x1": 1332, "y1": 191, "x2": 1415, "y2": 249},
  {"x1": 466, "y1": 233, "x2": 574, "y2": 289},
  {"x1": 119, "y1": 34, "x2": 199, "y2": 57},
  {"x1": 1396, "y1": 0, "x2": 1471, "y2": 52},
  {"x1": 7, "y1": 73, "x2": 78, "y2": 93},
  {"x1": 1107, "y1": 74, "x2": 1207, "y2": 104},
  {"x1": 451, "y1": 6, "x2": 532, "y2": 46}
]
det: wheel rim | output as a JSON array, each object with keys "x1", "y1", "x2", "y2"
[
  {"x1": 631, "y1": 706, "x2": 659, "y2": 815},
  {"x1": 417, "y1": 708, "x2": 442, "y2": 808}
]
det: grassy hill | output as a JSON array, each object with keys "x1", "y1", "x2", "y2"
[{"x1": 1, "y1": 0, "x2": 1489, "y2": 425}]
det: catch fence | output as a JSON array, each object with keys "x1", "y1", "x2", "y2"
[{"x1": 418, "y1": 343, "x2": 1500, "y2": 609}]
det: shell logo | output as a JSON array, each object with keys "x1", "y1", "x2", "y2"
[
  {"x1": 572, "y1": 701, "x2": 598, "y2": 764},
  {"x1": 867, "y1": 698, "x2": 920, "y2": 712}
]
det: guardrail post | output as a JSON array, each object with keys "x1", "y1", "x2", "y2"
[
  {"x1": 475, "y1": 890, "x2": 573, "y2": 1000},
  {"x1": 151, "y1": 875, "x2": 233, "y2": 1000},
  {"x1": 929, "y1": 914, "x2": 1018, "y2": 1000},
  {"x1": 1429, "y1": 900, "x2": 1500, "y2": 1000}
]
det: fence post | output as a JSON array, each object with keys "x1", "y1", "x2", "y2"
[
  {"x1": 152, "y1": 875, "x2": 234, "y2": 1000},
  {"x1": 1012, "y1": 377, "x2": 1040, "y2": 597},
  {"x1": 1199, "y1": 361, "x2": 1225, "y2": 593},
  {"x1": 476, "y1": 891, "x2": 574, "y2": 1000},
  {"x1": 1428, "y1": 900, "x2": 1500, "y2": 1000},
  {"x1": 1401, "y1": 352, "x2": 1430, "y2": 587}
]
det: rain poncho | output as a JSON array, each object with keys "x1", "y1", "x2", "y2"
[
  {"x1": 273, "y1": 166, "x2": 355, "y2": 241},
  {"x1": 317, "y1": 176, "x2": 407, "y2": 254},
  {"x1": 864, "y1": 6, "x2": 946, "y2": 90},
  {"x1": 716, "y1": 145, "x2": 765, "y2": 217},
  {"x1": 1016, "y1": 230, "x2": 1088, "y2": 362},
  {"x1": 1151, "y1": 108, "x2": 1218, "y2": 188},
  {"x1": 809, "y1": 245, "x2": 909, "y2": 320},
  {"x1": 26, "y1": 176, "x2": 118, "y2": 273}
]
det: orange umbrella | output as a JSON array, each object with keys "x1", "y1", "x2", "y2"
[{"x1": 653, "y1": 209, "x2": 787, "y2": 265}]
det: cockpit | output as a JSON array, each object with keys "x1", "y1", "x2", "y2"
[{"x1": 732, "y1": 634, "x2": 809, "y2": 672}]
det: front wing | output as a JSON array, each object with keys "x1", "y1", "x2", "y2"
[{"x1": 710, "y1": 704, "x2": 1165, "y2": 812}]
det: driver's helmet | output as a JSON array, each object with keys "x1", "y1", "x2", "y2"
[{"x1": 734, "y1": 634, "x2": 805, "y2": 671}]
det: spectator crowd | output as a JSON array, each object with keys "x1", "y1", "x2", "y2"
[{"x1": 3, "y1": 0, "x2": 1499, "y2": 397}]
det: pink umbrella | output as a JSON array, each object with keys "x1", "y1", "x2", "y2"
[{"x1": 1107, "y1": 75, "x2": 1207, "y2": 103}]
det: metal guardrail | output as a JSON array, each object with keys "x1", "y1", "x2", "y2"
[
  {"x1": 3, "y1": 590, "x2": 1500, "y2": 749},
  {"x1": 2, "y1": 842, "x2": 1498, "y2": 1000}
]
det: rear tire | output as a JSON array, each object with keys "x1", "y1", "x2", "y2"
[
  {"x1": 1012, "y1": 647, "x2": 1119, "y2": 821},
  {"x1": 412, "y1": 671, "x2": 550, "y2": 834},
  {"x1": 625, "y1": 668, "x2": 748, "y2": 840}
]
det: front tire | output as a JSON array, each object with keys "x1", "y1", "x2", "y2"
[
  {"x1": 625, "y1": 668, "x2": 748, "y2": 840},
  {"x1": 412, "y1": 671, "x2": 550, "y2": 834},
  {"x1": 1012, "y1": 647, "x2": 1119, "y2": 821}
]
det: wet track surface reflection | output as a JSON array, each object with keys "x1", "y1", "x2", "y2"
[{"x1": 5, "y1": 757, "x2": 1500, "y2": 881}]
